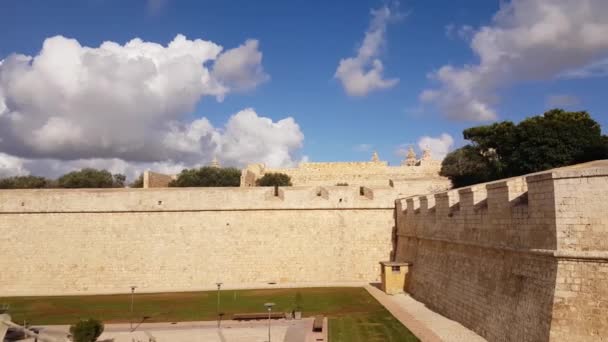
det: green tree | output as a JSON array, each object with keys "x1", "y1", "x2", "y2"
[
  {"x1": 57, "y1": 168, "x2": 124, "y2": 188},
  {"x1": 169, "y1": 167, "x2": 241, "y2": 187},
  {"x1": 441, "y1": 109, "x2": 608, "y2": 187},
  {"x1": 256, "y1": 172, "x2": 292, "y2": 186},
  {"x1": 440, "y1": 145, "x2": 499, "y2": 188},
  {"x1": 69, "y1": 318, "x2": 104, "y2": 342},
  {"x1": 0, "y1": 175, "x2": 51, "y2": 189}
]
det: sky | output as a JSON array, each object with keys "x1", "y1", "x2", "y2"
[{"x1": 1, "y1": 0, "x2": 607, "y2": 180}]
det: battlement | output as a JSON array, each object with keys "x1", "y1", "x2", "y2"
[
  {"x1": 396, "y1": 160, "x2": 608, "y2": 252},
  {"x1": 0, "y1": 185, "x2": 399, "y2": 213}
]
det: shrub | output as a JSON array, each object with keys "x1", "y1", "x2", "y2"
[
  {"x1": 57, "y1": 168, "x2": 125, "y2": 188},
  {"x1": 0, "y1": 175, "x2": 51, "y2": 189},
  {"x1": 69, "y1": 318, "x2": 104, "y2": 342},
  {"x1": 169, "y1": 167, "x2": 241, "y2": 187},
  {"x1": 256, "y1": 172, "x2": 292, "y2": 186}
]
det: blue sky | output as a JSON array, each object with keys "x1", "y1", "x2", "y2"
[{"x1": 0, "y1": 0, "x2": 607, "y2": 178}]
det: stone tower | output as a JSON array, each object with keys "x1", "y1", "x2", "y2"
[
  {"x1": 403, "y1": 147, "x2": 417, "y2": 166},
  {"x1": 210, "y1": 156, "x2": 220, "y2": 168},
  {"x1": 371, "y1": 151, "x2": 380, "y2": 162},
  {"x1": 422, "y1": 147, "x2": 432, "y2": 161}
]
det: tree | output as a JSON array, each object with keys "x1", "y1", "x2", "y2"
[
  {"x1": 57, "y1": 168, "x2": 125, "y2": 188},
  {"x1": 130, "y1": 174, "x2": 144, "y2": 188},
  {"x1": 256, "y1": 172, "x2": 292, "y2": 186},
  {"x1": 440, "y1": 145, "x2": 499, "y2": 188},
  {"x1": 69, "y1": 318, "x2": 104, "y2": 342},
  {"x1": 169, "y1": 167, "x2": 241, "y2": 187},
  {"x1": 0, "y1": 175, "x2": 51, "y2": 189},
  {"x1": 441, "y1": 109, "x2": 608, "y2": 187}
]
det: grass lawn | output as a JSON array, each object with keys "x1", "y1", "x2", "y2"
[{"x1": 1, "y1": 287, "x2": 418, "y2": 341}]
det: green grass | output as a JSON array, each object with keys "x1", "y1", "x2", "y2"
[{"x1": 1, "y1": 287, "x2": 418, "y2": 341}]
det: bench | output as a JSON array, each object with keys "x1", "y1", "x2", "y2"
[
  {"x1": 232, "y1": 312, "x2": 285, "y2": 321},
  {"x1": 312, "y1": 315, "x2": 323, "y2": 332}
]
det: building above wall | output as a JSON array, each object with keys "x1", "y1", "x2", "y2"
[{"x1": 240, "y1": 150, "x2": 450, "y2": 192}]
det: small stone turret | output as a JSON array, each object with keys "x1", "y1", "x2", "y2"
[
  {"x1": 210, "y1": 156, "x2": 220, "y2": 168},
  {"x1": 371, "y1": 151, "x2": 380, "y2": 162},
  {"x1": 403, "y1": 147, "x2": 417, "y2": 166},
  {"x1": 422, "y1": 147, "x2": 432, "y2": 161}
]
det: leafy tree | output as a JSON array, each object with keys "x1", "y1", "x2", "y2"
[
  {"x1": 440, "y1": 146, "x2": 500, "y2": 188},
  {"x1": 0, "y1": 175, "x2": 51, "y2": 189},
  {"x1": 57, "y1": 168, "x2": 125, "y2": 188},
  {"x1": 130, "y1": 174, "x2": 144, "y2": 188},
  {"x1": 441, "y1": 109, "x2": 608, "y2": 187},
  {"x1": 169, "y1": 167, "x2": 241, "y2": 187},
  {"x1": 256, "y1": 172, "x2": 292, "y2": 186},
  {"x1": 69, "y1": 318, "x2": 104, "y2": 342},
  {"x1": 113, "y1": 174, "x2": 126, "y2": 188}
]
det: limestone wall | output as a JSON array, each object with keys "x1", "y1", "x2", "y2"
[
  {"x1": 0, "y1": 186, "x2": 396, "y2": 296},
  {"x1": 393, "y1": 161, "x2": 608, "y2": 341},
  {"x1": 240, "y1": 160, "x2": 451, "y2": 192},
  {"x1": 143, "y1": 170, "x2": 176, "y2": 188}
]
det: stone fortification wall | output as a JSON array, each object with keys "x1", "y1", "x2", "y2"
[
  {"x1": 0, "y1": 186, "x2": 396, "y2": 296},
  {"x1": 240, "y1": 160, "x2": 451, "y2": 194},
  {"x1": 143, "y1": 170, "x2": 176, "y2": 188},
  {"x1": 394, "y1": 161, "x2": 608, "y2": 341}
]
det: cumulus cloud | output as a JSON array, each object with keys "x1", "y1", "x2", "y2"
[
  {"x1": 559, "y1": 58, "x2": 608, "y2": 79},
  {"x1": 546, "y1": 94, "x2": 580, "y2": 108},
  {"x1": 0, "y1": 35, "x2": 304, "y2": 180},
  {"x1": 0, "y1": 153, "x2": 28, "y2": 178},
  {"x1": 212, "y1": 40, "x2": 269, "y2": 92},
  {"x1": 417, "y1": 133, "x2": 454, "y2": 160},
  {"x1": 0, "y1": 108, "x2": 304, "y2": 180},
  {"x1": 421, "y1": 0, "x2": 608, "y2": 121},
  {"x1": 335, "y1": 4, "x2": 400, "y2": 96}
]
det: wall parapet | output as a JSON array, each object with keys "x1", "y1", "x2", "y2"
[
  {"x1": 0, "y1": 185, "x2": 398, "y2": 213},
  {"x1": 395, "y1": 160, "x2": 608, "y2": 254}
]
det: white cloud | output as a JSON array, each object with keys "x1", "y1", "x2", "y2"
[
  {"x1": 0, "y1": 108, "x2": 304, "y2": 181},
  {"x1": 334, "y1": 5, "x2": 400, "y2": 96},
  {"x1": 546, "y1": 94, "x2": 580, "y2": 108},
  {"x1": 213, "y1": 40, "x2": 269, "y2": 92},
  {"x1": 0, "y1": 153, "x2": 28, "y2": 178},
  {"x1": 0, "y1": 35, "x2": 305, "y2": 180},
  {"x1": 220, "y1": 108, "x2": 304, "y2": 167},
  {"x1": 417, "y1": 133, "x2": 454, "y2": 160},
  {"x1": 559, "y1": 58, "x2": 608, "y2": 78},
  {"x1": 421, "y1": 0, "x2": 608, "y2": 121},
  {"x1": 354, "y1": 144, "x2": 373, "y2": 152},
  {"x1": 445, "y1": 24, "x2": 474, "y2": 41}
]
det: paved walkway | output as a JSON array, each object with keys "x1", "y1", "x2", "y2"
[
  {"x1": 364, "y1": 285, "x2": 486, "y2": 342},
  {"x1": 35, "y1": 318, "x2": 323, "y2": 342}
]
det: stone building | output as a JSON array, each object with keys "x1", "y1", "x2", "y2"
[{"x1": 239, "y1": 150, "x2": 451, "y2": 196}]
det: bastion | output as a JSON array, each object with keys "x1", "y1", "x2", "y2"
[{"x1": 394, "y1": 160, "x2": 608, "y2": 341}]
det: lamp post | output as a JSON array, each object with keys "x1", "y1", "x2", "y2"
[
  {"x1": 129, "y1": 286, "x2": 137, "y2": 332},
  {"x1": 216, "y1": 282, "x2": 223, "y2": 328},
  {"x1": 264, "y1": 302, "x2": 275, "y2": 342}
]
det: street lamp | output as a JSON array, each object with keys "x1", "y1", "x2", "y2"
[
  {"x1": 129, "y1": 286, "x2": 137, "y2": 332},
  {"x1": 264, "y1": 302, "x2": 275, "y2": 342},
  {"x1": 216, "y1": 282, "x2": 223, "y2": 328}
]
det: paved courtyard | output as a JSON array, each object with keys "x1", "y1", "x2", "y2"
[{"x1": 33, "y1": 318, "x2": 326, "y2": 342}]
